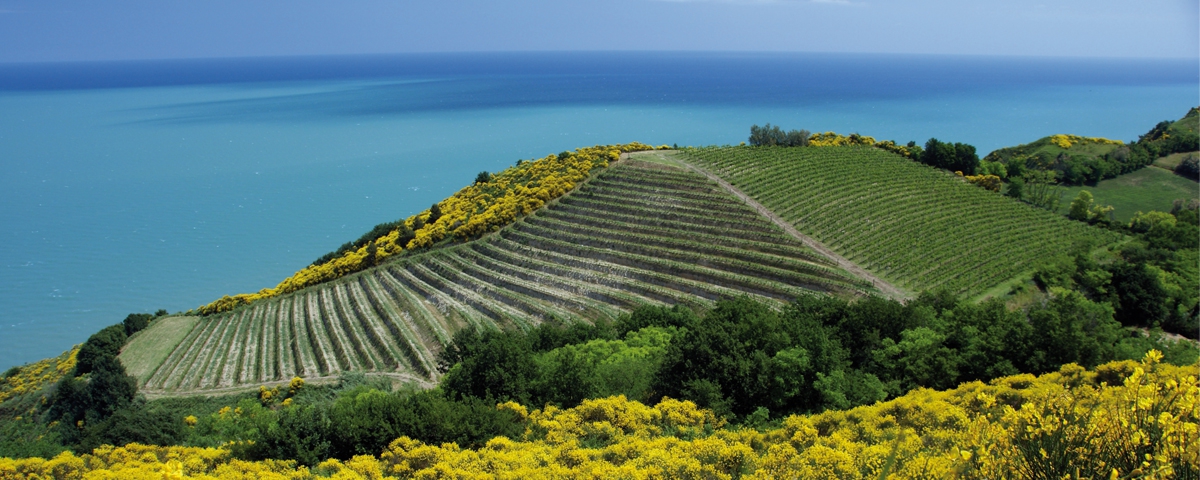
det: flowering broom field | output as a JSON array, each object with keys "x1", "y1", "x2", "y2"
[
  {"x1": 681, "y1": 146, "x2": 1122, "y2": 297},
  {"x1": 129, "y1": 155, "x2": 869, "y2": 395},
  {"x1": 2, "y1": 351, "x2": 1194, "y2": 479}
]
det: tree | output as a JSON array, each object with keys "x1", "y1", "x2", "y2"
[
  {"x1": 1110, "y1": 262, "x2": 1169, "y2": 328},
  {"x1": 1068, "y1": 190, "x2": 1093, "y2": 221},
  {"x1": 1027, "y1": 288, "x2": 1122, "y2": 371},
  {"x1": 1175, "y1": 153, "x2": 1199, "y2": 180},
  {"x1": 364, "y1": 242, "x2": 378, "y2": 267},
  {"x1": 749, "y1": 124, "x2": 785, "y2": 146},
  {"x1": 749, "y1": 124, "x2": 809, "y2": 147},
  {"x1": 122, "y1": 313, "x2": 154, "y2": 336},
  {"x1": 1005, "y1": 177, "x2": 1025, "y2": 200},
  {"x1": 75, "y1": 324, "x2": 128, "y2": 375},
  {"x1": 474, "y1": 171, "x2": 490, "y2": 184},
  {"x1": 1024, "y1": 170, "x2": 1063, "y2": 212},
  {"x1": 784, "y1": 129, "x2": 811, "y2": 147},
  {"x1": 920, "y1": 138, "x2": 980, "y2": 174},
  {"x1": 872, "y1": 327, "x2": 961, "y2": 393},
  {"x1": 85, "y1": 356, "x2": 138, "y2": 418},
  {"x1": 439, "y1": 328, "x2": 537, "y2": 404}
]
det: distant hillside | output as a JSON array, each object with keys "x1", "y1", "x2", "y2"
[
  {"x1": 127, "y1": 157, "x2": 869, "y2": 395},
  {"x1": 682, "y1": 145, "x2": 1121, "y2": 297},
  {"x1": 983, "y1": 107, "x2": 1199, "y2": 185}
]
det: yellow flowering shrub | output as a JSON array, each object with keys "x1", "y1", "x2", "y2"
[
  {"x1": 3, "y1": 353, "x2": 1194, "y2": 479},
  {"x1": 808, "y1": 132, "x2": 877, "y2": 147},
  {"x1": 1049, "y1": 134, "x2": 1124, "y2": 149},
  {"x1": 0, "y1": 347, "x2": 77, "y2": 405},
  {"x1": 198, "y1": 143, "x2": 655, "y2": 314},
  {"x1": 798, "y1": 133, "x2": 920, "y2": 159},
  {"x1": 964, "y1": 173, "x2": 1003, "y2": 192}
]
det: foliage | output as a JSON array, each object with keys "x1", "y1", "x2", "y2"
[
  {"x1": 807, "y1": 131, "x2": 877, "y2": 148},
  {"x1": 4, "y1": 352, "x2": 1195, "y2": 479},
  {"x1": 198, "y1": 142, "x2": 656, "y2": 315},
  {"x1": 122, "y1": 313, "x2": 156, "y2": 337},
  {"x1": 1048, "y1": 134, "x2": 1124, "y2": 149},
  {"x1": 0, "y1": 348, "x2": 76, "y2": 406},
  {"x1": 1032, "y1": 205, "x2": 1198, "y2": 338},
  {"x1": 1066, "y1": 190, "x2": 1114, "y2": 225},
  {"x1": 921, "y1": 138, "x2": 980, "y2": 175},
  {"x1": 1023, "y1": 169, "x2": 1063, "y2": 212},
  {"x1": 985, "y1": 107, "x2": 1199, "y2": 186},
  {"x1": 1175, "y1": 152, "x2": 1199, "y2": 179},
  {"x1": 310, "y1": 220, "x2": 411, "y2": 267},
  {"x1": 745, "y1": 125, "x2": 924, "y2": 159},
  {"x1": 74, "y1": 324, "x2": 127, "y2": 375},
  {"x1": 962, "y1": 173, "x2": 1002, "y2": 192},
  {"x1": 748, "y1": 124, "x2": 810, "y2": 147}
]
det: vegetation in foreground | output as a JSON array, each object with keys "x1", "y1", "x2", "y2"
[
  {"x1": 2, "y1": 350, "x2": 1195, "y2": 479},
  {"x1": 2, "y1": 282, "x2": 1195, "y2": 465}
]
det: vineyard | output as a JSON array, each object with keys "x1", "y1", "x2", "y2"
[
  {"x1": 681, "y1": 146, "x2": 1123, "y2": 297},
  {"x1": 130, "y1": 158, "x2": 870, "y2": 395}
]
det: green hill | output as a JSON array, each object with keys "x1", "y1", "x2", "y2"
[
  {"x1": 125, "y1": 157, "x2": 870, "y2": 395},
  {"x1": 681, "y1": 145, "x2": 1121, "y2": 297},
  {"x1": 983, "y1": 107, "x2": 1199, "y2": 185}
]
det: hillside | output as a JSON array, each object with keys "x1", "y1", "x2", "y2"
[
  {"x1": 681, "y1": 145, "x2": 1122, "y2": 297},
  {"x1": 983, "y1": 134, "x2": 1125, "y2": 167},
  {"x1": 124, "y1": 157, "x2": 870, "y2": 395},
  {"x1": 982, "y1": 107, "x2": 1200, "y2": 185}
]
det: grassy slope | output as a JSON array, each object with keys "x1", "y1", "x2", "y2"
[
  {"x1": 1153, "y1": 151, "x2": 1195, "y2": 170},
  {"x1": 681, "y1": 146, "x2": 1122, "y2": 298},
  {"x1": 983, "y1": 136, "x2": 1123, "y2": 164},
  {"x1": 123, "y1": 159, "x2": 868, "y2": 396},
  {"x1": 985, "y1": 108, "x2": 1197, "y2": 165},
  {"x1": 1170, "y1": 107, "x2": 1199, "y2": 135},
  {"x1": 1058, "y1": 167, "x2": 1199, "y2": 222},
  {"x1": 117, "y1": 316, "x2": 200, "y2": 383}
]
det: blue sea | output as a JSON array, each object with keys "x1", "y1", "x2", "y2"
[{"x1": 1, "y1": 52, "x2": 1196, "y2": 370}]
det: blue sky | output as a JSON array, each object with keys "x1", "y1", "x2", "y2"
[{"x1": 0, "y1": 0, "x2": 1196, "y2": 62}]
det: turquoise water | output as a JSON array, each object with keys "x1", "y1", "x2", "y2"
[{"x1": 1, "y1": 52, "x2": 1196, "y2": 369}]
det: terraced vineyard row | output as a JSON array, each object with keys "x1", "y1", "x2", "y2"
[
  {"x1": 134, "y1": 159, "x2": 871, "y2": 394},
  {"x1": 681, "y1": 146, "x2": 1123, "y2": 297}
]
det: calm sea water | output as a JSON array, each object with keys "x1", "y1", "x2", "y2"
[{"x1": 1, "y1": 52, "x2": 1196, "y2": 370}]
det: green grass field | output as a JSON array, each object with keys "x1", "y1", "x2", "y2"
[
  {"x1": 1058, "y1": 166, "x2": 1199, "y2": 223},
  {"x1": 1153, "y1": 151, "x2": 1197, "y2": 171},
  {"x1": 117, "y1": 316, "x2": 200, "y2": 383}
]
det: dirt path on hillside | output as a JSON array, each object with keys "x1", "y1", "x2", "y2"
[{"x1": 642, "y1": 151, "x2": 911, "y2": 301}]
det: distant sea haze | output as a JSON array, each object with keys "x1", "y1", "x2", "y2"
[{"x1": 0, "y1": 51, "x2": 1195, "y2": 370}]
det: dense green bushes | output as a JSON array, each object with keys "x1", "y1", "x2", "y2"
[
  {"x1": 748, "y1": 124, "x2": 810, "y2": 147},
  {"x1": 3, "y1": 292, "x2": 1195, "y2": 465},
  {"x1": 1037, "y1": 203, "x2": 1199, "y2": 338},
  {"x1": 73, "y1": 325, "x2": 126, "y2": 376},
  {"x1": 432, "y1": 292, "x2": 1194, "y2": 424},
  {"x1": 919, "y1": 138, "x2": 980, "y2": 174}
]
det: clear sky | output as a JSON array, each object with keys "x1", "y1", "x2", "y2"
[{"x1": 0, "y1": 0, "x2": 1196, "y2": 62}]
